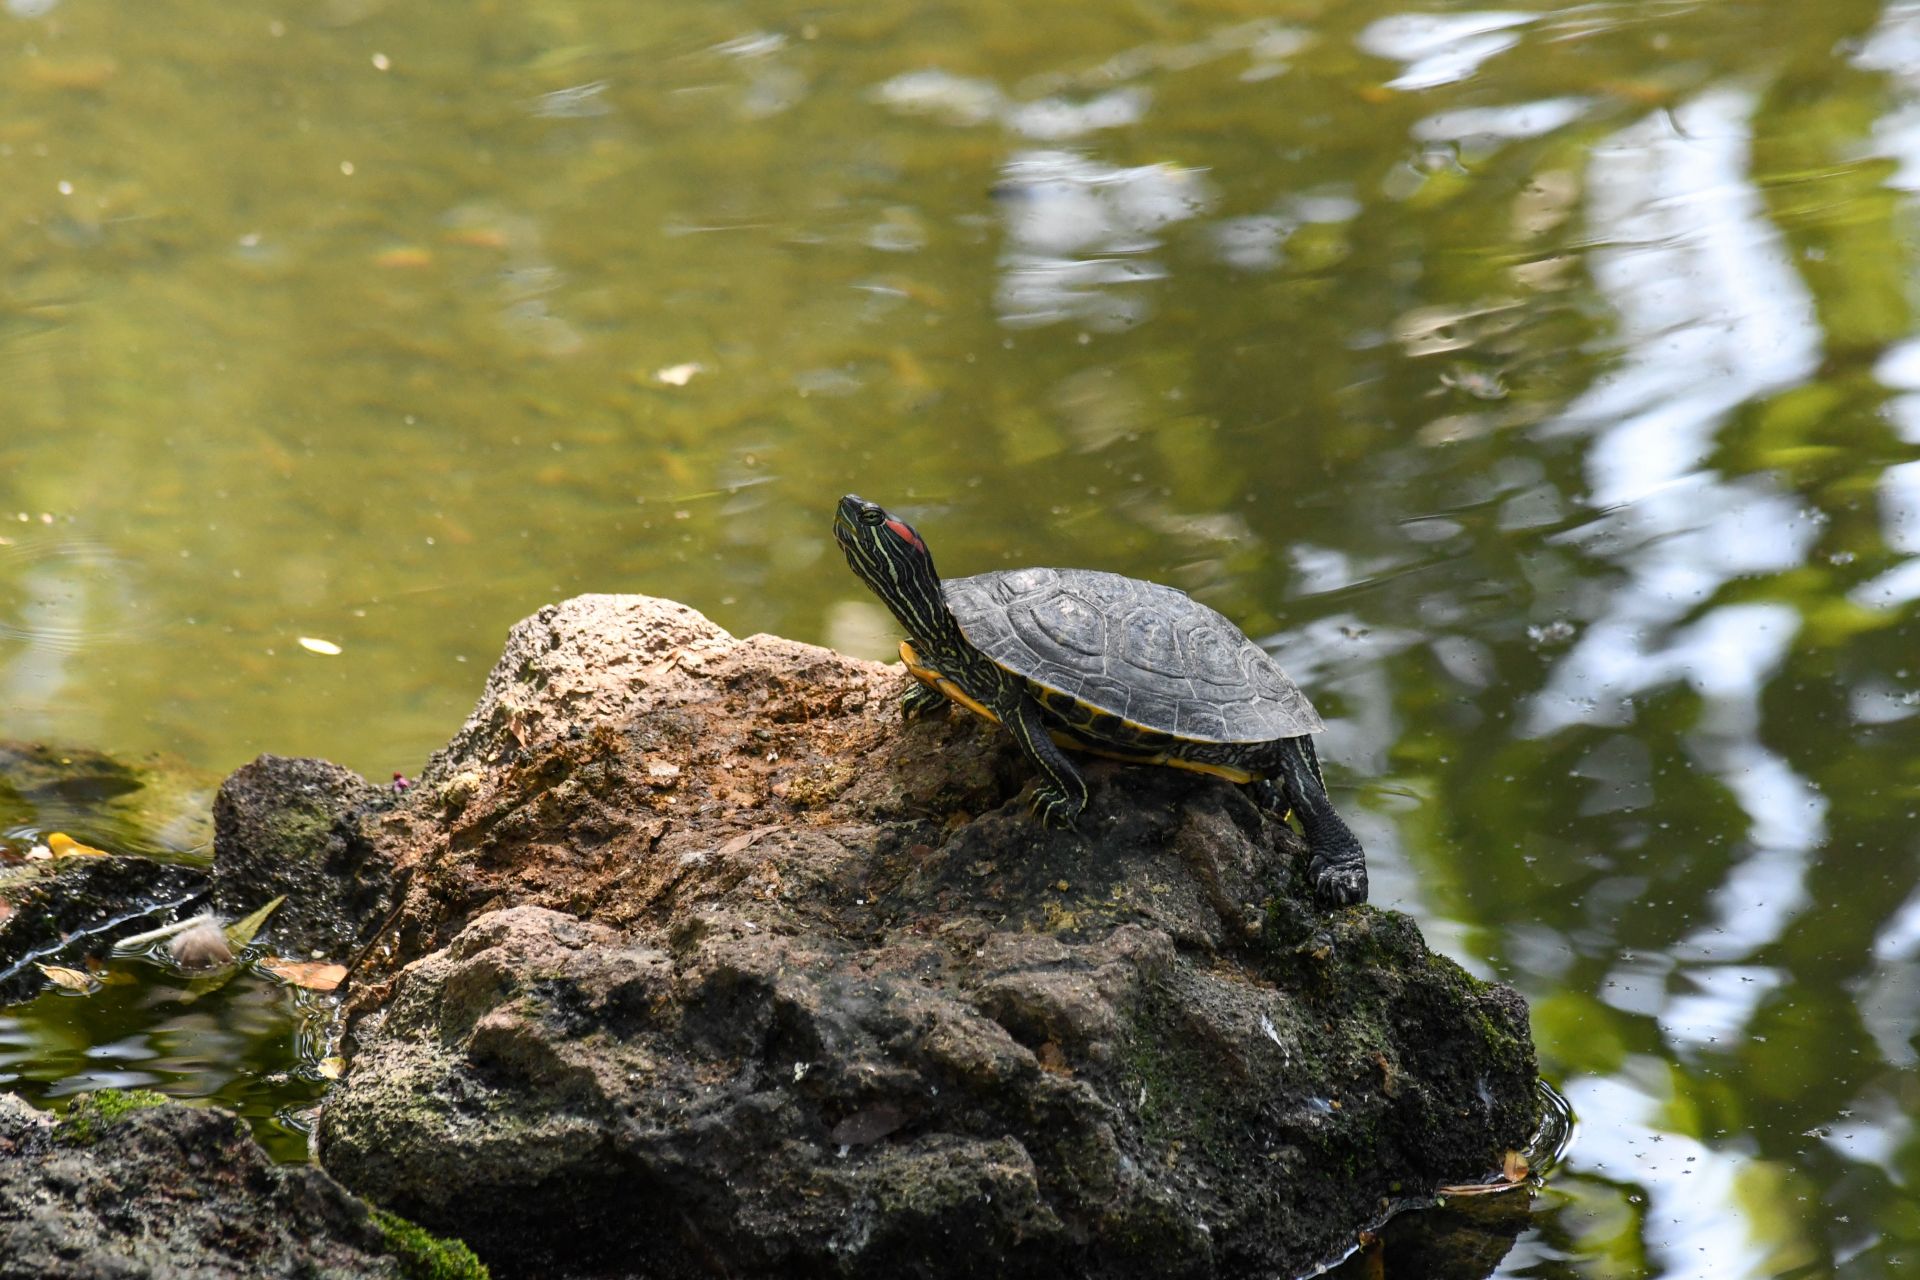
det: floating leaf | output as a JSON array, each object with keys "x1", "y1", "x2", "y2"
[
  {"x1": 654, "y1": 361, "x2": 705, "y2": 387},
  {"x1": 36, "y1": 963, "x2": 97, "y2": 994},
  {"x1": 260, "y1": 958, "x2": 348, "y2": 991},
  {"x1": 47, "y1": 833, "x2": 109, "y2": 857},
  {"x1": 1436, "y1": 1150, "x2": 1532, "y2": 1198},
  {"x1": 223, "y1": 895, "x2": 286, "y2": 952}
]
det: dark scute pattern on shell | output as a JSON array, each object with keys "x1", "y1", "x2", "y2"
[{"x1": 944, "y1": 568, "x2": 1325, "y2": 742}]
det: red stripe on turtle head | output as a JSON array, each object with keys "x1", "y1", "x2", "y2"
[{"x1": 885, "y1": 518, "x2": 926, "y2": 553}]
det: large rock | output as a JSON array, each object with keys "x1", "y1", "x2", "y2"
[
  {"x1": 310, "y1": 594, "x2": 1539, "y2": 1278},
  {"x1": 0, "y1": 1092, "x2": 402, "y2": 1279}
]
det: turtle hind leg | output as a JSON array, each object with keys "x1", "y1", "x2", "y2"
[
  {"x1": 1000, "y1": 694, "x2": 1088, "y2": 829},
  {"x1": 901, "y1": 679, "x2": 948, "y2": 720},
  {"x1": 1271, "y1": 736, "x2": 1367, "y2": 906}
]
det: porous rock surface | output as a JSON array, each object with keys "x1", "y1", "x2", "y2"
[
  {"x1": 213, "y1": 753, "x2": 397, "y2": 958},
  {"x1": 0, "y1": 855, "x2": 208, "y2": 1003},
  {"x1": 0, "y1": 1093, "x2": 398, "y2": 1280},
  {"x1": 313, "y1": 594, "x2": 1538, "y2": 1279}
]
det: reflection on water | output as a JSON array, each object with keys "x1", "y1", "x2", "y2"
[
  {"x1": 0, "y1": 953, "x2": 335, "y2": 1163},
  {"x1": 3, "y1": 0, "x2": 1920, "y2": 1274}
]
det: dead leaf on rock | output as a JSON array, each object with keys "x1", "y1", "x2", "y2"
[
  {"x1": 716, "y1": 825, "x2": 781, "y2": 858},
  {"x1": 48, "y1": 833, "x2": 109, "y2": 858},
  {"x1": 317, "y1": 1057, "x2": 347, "y2": 1080},
  {"x1": 260, "y1": 958, "x2": 348, "y2": 991}
]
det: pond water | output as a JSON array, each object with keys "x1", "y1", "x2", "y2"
[{"x1": 3, "y1": 0, "x2": 1920, "y2": 1274}]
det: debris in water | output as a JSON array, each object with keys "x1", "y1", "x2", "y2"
[{"x1": 169, "y1": 915, "x2": 236, "y2": 971}]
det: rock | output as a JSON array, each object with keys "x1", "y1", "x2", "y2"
[
  {"x1": 314, "y1": 594, "x2": 1541, "y2": 1278},
  {"x1": 0, "y1": 1090, "x2": 404, "y2": 1279},
  {"x1": 0, "y1": 740, "x2": 218, "y2": 1000},
  {"x1": 212, "y1": 754, "x2": 398, "y2": 958},
  {"x1": 0, "y1": 855, "x2": 207, "y2": 1003}
]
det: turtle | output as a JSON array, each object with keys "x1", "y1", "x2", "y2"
[{"x1": 833, "y1": 494, "x2": 1367, "y2": 906}]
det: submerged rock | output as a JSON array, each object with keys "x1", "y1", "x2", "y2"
[
  {"x1": 306, "y1": 594, "x2": 1539, "y2": 1278},
  {"x1": 0, "y1": 739, "x2": 215, "y2": 857}
]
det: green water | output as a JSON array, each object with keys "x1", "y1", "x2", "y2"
[{"x1": 5, "y1": 0, "x2": 1920, "y2": 1273}]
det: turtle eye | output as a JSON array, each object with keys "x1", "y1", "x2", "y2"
[
  {"x1": 859, "y1": 506, "x2": 885, "y2": 526},
  {"x1": 884, "y1": 518, "x2": 925, "y2": 553}
]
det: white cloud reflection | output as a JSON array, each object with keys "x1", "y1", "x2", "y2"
[
  {"x1": 1544, "y1": 90, "x2": 1820, "y2": 506},
  {"x1": 1849, "y1": 460, "x2": 1920, "y2": 607},
  {"x1": 1861, "y1": 886, "x2": 1920, "y2": 1067},
  {"x1": 1564, "y1": 1063, "x2": 1805, "y2": 1280},
  {"x1": 1524, "y1": 93, "x2": 1831, "y2": 1080},
  {"x1": 1356, "y1": 12, "x2": 1537, "y2": 91},
  {"x1": 992, "y1": 152, "x2": 1212, "y2": 330}
]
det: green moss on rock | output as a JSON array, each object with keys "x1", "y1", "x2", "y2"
[
  {"x1": 54, "y1": 1088, "x2": 173, "y2": 1145},
  {"x1": 371, "y1": 1207, "x2": 491, "y2": 1280}
]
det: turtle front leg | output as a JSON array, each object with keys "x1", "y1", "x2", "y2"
[
  {"x1": 1274, "y1": 736, "x2": 1367, "y2": 906},
  {"x1": 902, "y1": 678, "x2": 948, "y2": 720},
  {"x1": 1000, "y1": 695, "x2": 1088, "y2": 830}
]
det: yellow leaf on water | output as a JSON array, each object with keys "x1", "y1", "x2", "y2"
[
  {"x1": 35, "y1": 963, "x2": 97, "y2": 993},
  {"x1": 48, "y1": 833, "x2": 109, "y2": 857},
  {"x1": 260, "y1": 958, "x2": 348, "y2": 991}
]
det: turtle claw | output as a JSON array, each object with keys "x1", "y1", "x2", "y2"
[
  {"x1": 1309, "y1": 855, "x2": 1368, "y2": 907},
  {"x1": 1031, "y1": 787, "x2": 1084, "y2": 832}
]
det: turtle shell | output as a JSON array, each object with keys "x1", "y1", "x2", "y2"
[{"x1": 943, "y1": 567, "x2": 1324, "y2": 744}]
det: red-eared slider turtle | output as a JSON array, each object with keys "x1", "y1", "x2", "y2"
[{"x1": 833, "y1": 494, "x2": 1367, "y2": 905}]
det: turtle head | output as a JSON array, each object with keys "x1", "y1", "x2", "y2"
[{"x1": 834, "y1": 494, "x2": 948, "y2": 634}]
